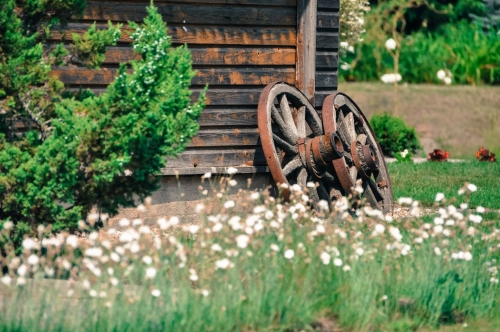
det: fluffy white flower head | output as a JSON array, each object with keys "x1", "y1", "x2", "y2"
[{"x1": 385, "y1": 38, "x2": 397, "y2": 50}]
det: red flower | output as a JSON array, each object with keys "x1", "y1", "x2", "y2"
[
  {"x1": 476, "y1": 147, "x2": 496, "y2": 162},
  {"x1": 428, "y1": 149, "x2": 450, "y2": 162}
]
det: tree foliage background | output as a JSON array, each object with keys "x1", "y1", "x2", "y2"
[{"x1": 0, "y1": 0, "x2": 205, "y2": 241}]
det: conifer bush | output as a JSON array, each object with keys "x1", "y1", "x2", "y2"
[{"x1": 0, "y1": 1, "x2": 205, "y2": 240}]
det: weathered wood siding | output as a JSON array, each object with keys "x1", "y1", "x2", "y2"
[
  {"x1": 50, "y1": 0, "x2": 338, "y2": 173},
  {"x1": 315, "y1": 0, "x2": 339, "y2": 108}
]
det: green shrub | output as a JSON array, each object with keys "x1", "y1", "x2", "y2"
[
  {"x1": 341, "y1": 22, "x2": 500, "y2": 85},
  {"x1": 370, "y1": 113, "x2": 421, "y2": 156},
  {"x1": 0, "y1": 2, "x2": 205, "y2": 241}
]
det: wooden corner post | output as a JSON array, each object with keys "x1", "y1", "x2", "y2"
[{"x1": 296, "y1": 0, "x2": 317, "y2": 104}]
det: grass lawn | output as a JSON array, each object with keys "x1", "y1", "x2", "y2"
[{"x1": 388, "y1": 161, "x2": 500, "y2": 209}]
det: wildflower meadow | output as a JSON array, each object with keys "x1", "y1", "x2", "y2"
[{"x1": 1, "y1": 171, "x2": 499, "y2": 331}]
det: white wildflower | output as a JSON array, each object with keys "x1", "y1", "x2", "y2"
[
  {"x1": 1, "y1": 275, "x2": 11, "y2": 286},
  {"x1": 320, "y1": 252, "x2": 331, "y2": 265},
  {"x1": 385, "y1": 38, "x2": 396, "y2": 50},
  {"x1": 317, "y1": 200, "x2": 329, "y2": 211},
  {"x1": 142, "y1": 256, "x2": 153, "y2": 265},
  {"x1": 476, "y1": 206, "x2": 485, "y2": 213},
  {"x1": 146, "y1": 267, "x2": 157, "y2": 279},
  {"x1": 467, "y1": 183, "x2": 477, "y2": 192},
  {"x1": 85, "y1": 247, "x2": 103, "y2": 258},
  {"x1": 27, "y1": 254, "x2": 39, "y2": 265},
  {"x1": 188, "y1": 225, "x2": 199, "y2": 234},
  {"x1": 226, "y1": 167, "x2": 238, "y2": 174},
  {"x1": 333, "y1": 258, "x2": 343, "y2": 266},
  {"x1": 437, "y1": 70, "x2": 446, "y2": 80},
  {"x1": 2, "y1": 221, "x2": 13, "y2": 230},
  {"x1": 434, "y1": 217, "x2": 444, "y2": 225},
  {"x1": 284, "y1": 249, "x2": 294, "y2": 259},
  {"x1": 22, "y1": 238, "x2": 37, "y2": 251},
  {"x1": 119, "y1": 219, "x2": 130, "y2": 227},
  {"x1": 469, "y1": 214, "x2": 483, "y2": 224},
  {"x1": 270, "y1": 244, "x2": 280, "y2": 252},
  {"x1": 380, "y1": 73, "x2": 402, "y2": 83},
  {"x1": 211, "y1": 243, "x2": 222, "y2": 251},
  {"x1": 374, "y1": 224, "x2": 385, "y2": 234},
  {"x1": 17, "y1": 264, "x2": 27, "y2": 277},
  {"x1": 195, "y1": 203, "x2": 205, "y2": 213},
  {"x1": 250, "y1": 192, "x2": 260, "y2": 200},
  {"x1": 151, "y1": 289, "x2": 161, "y2": 297},
  {"x1": 398, "y1": 197, "x2": 412, "y2": 205},
  {"x1": 215, "y1": 258, "x2": 233, "y2": 270},
  {"x1": 224, "y1": 200, "x2": 235, "y2": 209},
  {"x1": 435, "y1": 193, "x2": 445, "y2": 202},
  {"x1": 236, "y1": 235, "x2": 250, "y2": 249}
]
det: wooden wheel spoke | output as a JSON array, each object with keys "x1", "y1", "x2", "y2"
[
  {"x1": 364, "y1": 175, "x2": 384, "y2": 202},
  {"x1": 279, "y1": 94, "x2": 298, "y2": 137},
  {"x1": 339, "y1": 112, "x2": 356, "y2": 143},
  {"x1": 295, "y1": 106, "x2": 306, "y2": 137},
  {"x1": 297, "y1": 167, "x2": 307, "y2": 187},
  {"x1": 283, "y1": 157, "x2": 302, "y2": 176},
  {"x1": 316, "y1": 183, "x2": 331, "y2": 205},
  {"x1": 349, "y1": 165, "x2": 358, "y2": 184},
  {"x1": 273, "y1": 134, "x2": 298, "y2": 155},
  {"x1": 272, "y1": 105, "x2": 298, "y2": 144},
  {"x1": 321, "y1": 171, "x2": 336, "y2": 186},
  {"x1": 357, "y1": 133, "x2": 367, "y2": 145}
]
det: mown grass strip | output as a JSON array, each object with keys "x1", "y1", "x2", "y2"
[{"x1": 388, "y1": 161, "x2": 500, "y2": 209}]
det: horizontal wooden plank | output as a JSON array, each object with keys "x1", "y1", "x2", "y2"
[
  {"x1": 51, "y1": 67, "x2": 295, "y2": 86},
  {"x1": 317, "y1": 13, "x2": 339, "y2": 29},
  {"x1": 49, "y1": 24, "x2": 297, "y2": 46},
  {"x1": 92, "y1": 47, "x2": 296, "y2": 66},
  {"x1": 165, "y1": 148, "x2": 266, "y2": 168},
  {"x1": 68, "y1": 88, "x2": 265, "y2": 106},
  {"x1": 188, "y1": 128, "x2": 260, "y2": 147},
  {"x1": 315, "y1": 72, "x2": 338, "y2": 88},
  {"x1": 316, "y1": 52, "x2": 338, "y2": 69},
  {"x1": 316, "y1": 32, "x2": 339, "y2": 49},
  {"x1": 159, "y1": 165, "x2": 269, "y2": 176},
  {"x1": 200, "y1": 108, "x2": 258, "y2": 126},
  {"x1": 317, "y1": 0, "x2": 340, "y2": 9},
  {"x1": 147, "y1": 0, "x2": 296, "y2": 5},
  {"x1": 314, "y1": 90, "x2": 337, "y2": 107},
  {"x1": 84, "y1": 3, "x2": 296, "y2": 26}
]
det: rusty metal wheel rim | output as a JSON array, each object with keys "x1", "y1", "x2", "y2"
[{"x1": 322, "y1": 92, "x2": 394, "y2": 213}]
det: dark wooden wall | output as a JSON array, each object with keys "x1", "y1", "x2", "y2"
[
  {"x1": 50, "y1": 0, "x2": 339, "y2": 174},
  {"x1": 315, "y1": 0, "x2": 339, "y2": 108}
]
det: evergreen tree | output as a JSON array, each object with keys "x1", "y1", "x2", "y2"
[{"x1": 0, "y1": 1, "x2": 205, "y2": 241}]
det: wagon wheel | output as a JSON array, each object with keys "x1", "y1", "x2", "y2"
[
  {"x1": 322, "y1": 92, "x2": 394, "y2": 214},
  {"x1": 258, "y1": 82, "x2": 335, "y2": 204}
]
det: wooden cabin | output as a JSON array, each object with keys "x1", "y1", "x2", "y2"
[{"x1": 51, "y1": 0, "x2": 339, "y2": 219}]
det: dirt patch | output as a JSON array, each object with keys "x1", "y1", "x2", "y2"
[{"x1": 338, "y1": 83, "x2": 500, "y2": 158}]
